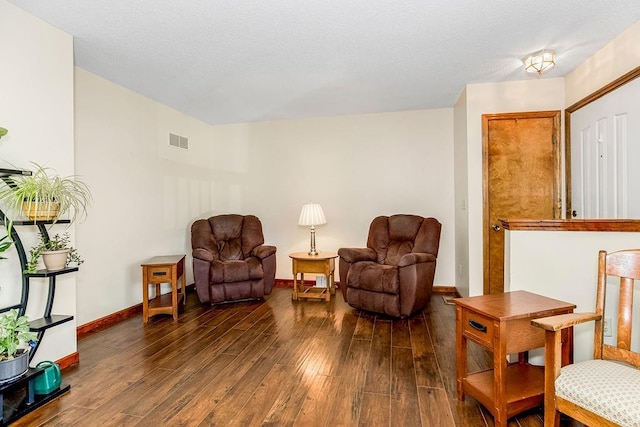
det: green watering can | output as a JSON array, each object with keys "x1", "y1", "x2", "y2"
[{"x1": 33, "y1": 360, "x2": 61, "y2": 395}]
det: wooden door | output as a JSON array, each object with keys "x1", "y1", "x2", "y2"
[{"x1": 483, "y1": 111, "x2": 561, "y2": 294}]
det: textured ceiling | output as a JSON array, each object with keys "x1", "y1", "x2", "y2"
[{"x1": 9, "y1": 1, "x2": 640, "y2": 125}]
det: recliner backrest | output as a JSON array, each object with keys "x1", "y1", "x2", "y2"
[
  {"x1": 366, "y1": 215, "x2": 441, "y2": 266},
  {"x1": 192, "y1": 214, "x2": 265, "y2": 261}
]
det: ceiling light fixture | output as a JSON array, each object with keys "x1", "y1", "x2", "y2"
[{"x1": 523, "y1": 50, "x2": 556, "y2": 75}]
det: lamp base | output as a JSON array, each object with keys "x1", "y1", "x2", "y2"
[{"x1": 308, "y1": 227, "x2": 319, "y2": 256}]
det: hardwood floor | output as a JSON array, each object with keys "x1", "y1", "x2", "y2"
[{"x1": 13, "y1": 288, "x2": 566, "y2": 426}]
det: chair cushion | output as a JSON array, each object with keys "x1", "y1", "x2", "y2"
[
  {"x1": 210, "y1": 258, "x2": 263, "y2": 283},
  {"x1": 346, "y1": 261, "x2": 399, "y2": 294},
  {"x1": 555, "y1": 359, "x2": 640, "y2": 427}
]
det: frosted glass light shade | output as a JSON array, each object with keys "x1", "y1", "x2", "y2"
[
  {"x1": 523, "y1": 50, "x2": 555, "y2": 75},
  {"x1": 298, "y1": 203, "x2": 327, "y2": 226}
]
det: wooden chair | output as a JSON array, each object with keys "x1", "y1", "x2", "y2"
[{"x1": 532, "y1": 249, "x2": 640, "y2": 427}]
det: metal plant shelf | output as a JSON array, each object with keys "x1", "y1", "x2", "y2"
[
  {"x1": 11, "y1": 219, "x2": 71, "y2": 226},
  {"x1": 0, "y1": 168, "x2": 31, "y2": 177},
  {"x1": 0, "y1": 367, "x2": 70, "y2": 425},
  {"x1": 0, "y1": 168, "x2": 75, "y2": 424},
  {"x1": 25, "y1": 267, "x2": 78, "y2": 278},
  {"x1": 28, "y1": 315, "x2": 74, "y2": 332}
]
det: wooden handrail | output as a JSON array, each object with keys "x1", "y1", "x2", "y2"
[{"x1": 500, "y1": 219, "x2": 640, "y2": 232}]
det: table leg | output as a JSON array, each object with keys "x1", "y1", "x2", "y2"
[
  {"x1": 171, "y1": 265, "x2": 178, "y2": 321},
  {"x1": 142, "y1": 268, "x2": 149, "y2": 323},
  {"x1": 455, "y1": 306, "x2": 466, "y2": 400},
  {"x1": 518, "y1": 351, "x2": 529, "y2": 364},
  {"x1": 292, "y1": 272, "x2": 298, "y2": 300},
  {"x1": 325, "y1": 274, "x2": 331, "y2": 301},
  {"x1": 329, "y1": 269, "x2": 335, "y2": 295},
  {"x1": 181, "y1": 263, "x2": 186, "y2": 306},
  {"x1": 494, "y1": 321, "x2": 508, "y2": 427}
]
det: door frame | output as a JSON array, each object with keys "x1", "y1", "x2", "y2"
[{"x1": 482, "y1": 111, "x2": 562, "y2": 295}]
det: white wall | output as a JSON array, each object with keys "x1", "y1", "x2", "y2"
[
  {"x1": 75, "y1": 69, "x2": 236, "y2": 325},
  {"x1": 75, "y1": 68, "x2": 456, "y2": 325},
  {"x1": 460, "y1": 78, "x2": 566, "y2": 296},
  {"x1": 565, "y1": 20, "x2": 640, "y2": 107},
  {"x1": 453, "y1": 88, "x2": 469, "y2": 297},
  {"x1": 0, "y1": 0, "x2": 76, "y2": 364},
  {"x1": 230, "y1": 109, "x2": 455, "y2": 286}
]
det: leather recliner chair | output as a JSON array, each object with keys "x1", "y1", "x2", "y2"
[
  {"x1": 338, "y1": 215, "x2": 441, "y2": 317},
  {"x1": 191, "y1": 214, "x2": 276, "y2": 304}
]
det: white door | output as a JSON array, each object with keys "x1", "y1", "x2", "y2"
[{"x1": 571, "y1": 77, "x2": 640, "y2": 218}]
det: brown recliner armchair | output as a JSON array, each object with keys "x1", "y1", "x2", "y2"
[
  {"x1": 338, "y1": 215, "x2": 441, "y2": 317},
  {"x1": 191, "y1": 214, "x2": 276, "y2": 304}
]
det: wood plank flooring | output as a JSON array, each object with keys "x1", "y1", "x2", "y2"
[{"x1": 12, "y1": 288, "x2": 575, "y2": 426}]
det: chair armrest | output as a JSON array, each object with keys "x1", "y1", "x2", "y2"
[
  {"x1": 531, "y1": 312, "x2": 601, "y2": 331},
  {"x1": 251, "y1": 245, "x2": 277, "y2": 260},
  {"x1": 338, "y1": 248, "x2": 377, "y2": 263},
  {"x1": 533, "y1": 312, "x2": 600, "y2": 426},
  {"x1": 397, "y1": 252, "x2": 436, "y2": 267},
  {"x1": 193, "y1": 248, "x2": 216, "y2": 262}
]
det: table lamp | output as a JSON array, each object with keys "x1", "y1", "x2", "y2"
[{"x1": 298, "y1": 202, "x2": 326, "y2": 256}]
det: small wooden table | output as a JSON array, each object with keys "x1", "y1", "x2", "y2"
[
  {"x1": 289, "y1": 252, "x2": 337, "y2": 301},
  {"x1": 454, "y1": 290, "x2": 575, "y2": 427},
  {"x1": 141, "y1": 255, "x2": 186, "y2": 323}
]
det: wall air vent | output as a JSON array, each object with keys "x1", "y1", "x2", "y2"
[{"x1": 169, "y1": 133, "x2": 189, "y2": 149}]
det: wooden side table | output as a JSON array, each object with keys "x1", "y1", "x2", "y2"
[
  {"x1": 141, "y1": 255, "x2": 186, "y2": 323},
  {"x1": 454, "y1": 290, "x2": 575, "y2": 427},
  {"x1": 289, "y1": 252, "x2": 337, "y2": 301}
]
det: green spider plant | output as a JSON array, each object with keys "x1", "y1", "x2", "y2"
[{"x1": 0, "y1": 162, "x2": 91, "y2": 224}]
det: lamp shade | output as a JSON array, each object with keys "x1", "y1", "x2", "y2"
[
  {"x1": 523, "y1": 50, "x2": 555, "y2": 75},
  {"x1": 298, "y1": 202, "x2": 326, "y2": 226}
]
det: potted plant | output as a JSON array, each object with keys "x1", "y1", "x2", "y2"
[
  {"x1": 26, "y1": 232, "x2": 83, "y2": 274},
  {"x1": 0, "y1": 162, "x2": 91, "y2": 223},
  {"x1": 0, "y1": 309, "x2": 37, "y2": 382}
]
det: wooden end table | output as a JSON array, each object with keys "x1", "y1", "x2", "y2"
[
  {"x1": 289, "y1": 252, "x2": 337, "y2": 301},
  {"x1": 454, "y1": 290, "x2": 575, "y2": 427},
  {"x1": 141, "y1": 255, "x2": 186, "y2": 323}
]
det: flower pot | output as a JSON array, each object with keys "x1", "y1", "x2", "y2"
[
  {"x1": 0, "y1": 349, "x2": 29, "y2": 383},
  {"x1": 42, "y1": 249, "x2": 69, "y2": 271},
  {"x1": 22, "y1": 200, "x2": 60, "y2": 221}
]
